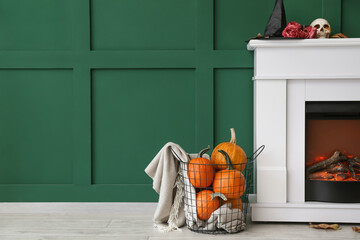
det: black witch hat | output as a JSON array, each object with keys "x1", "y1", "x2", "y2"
[{"x1": 264, "y1": 0, "x2": 287, "y2": 37}]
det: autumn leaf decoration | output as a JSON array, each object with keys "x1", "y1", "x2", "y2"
[{"x1": 309, "y1": 223, "x2": 342, "y2": 230}]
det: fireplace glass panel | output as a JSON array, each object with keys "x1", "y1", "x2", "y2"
[
  {"x1": 306, "y1": 119, "x2": 360, "y2": 167},
  {"x1": 305, "y1": 101, "x2": 360, "y2": 203}
]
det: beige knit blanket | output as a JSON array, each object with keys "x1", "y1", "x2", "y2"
[{"x1": 145, "y1": 142, "x2": 188, "y2": 231}]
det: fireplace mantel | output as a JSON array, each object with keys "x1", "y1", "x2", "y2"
[
  {"x1": 248, "y1": 38, "x2": 360, "y2": 81},
  {"x1": 248, "y1": 39, "x2": 360, "y2": 223}
]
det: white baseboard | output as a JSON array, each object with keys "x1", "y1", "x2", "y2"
[{"x1": 251, "y1": 202, "x2": 360, "y2": 223}]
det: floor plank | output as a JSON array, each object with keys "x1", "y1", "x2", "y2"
[{"x1": 0, "y1": 203, "x2": 359, "y2": 240}]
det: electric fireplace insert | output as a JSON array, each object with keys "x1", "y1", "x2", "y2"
[{"x1": 305, "y1": 101, "x2": 360, "y2": 203}]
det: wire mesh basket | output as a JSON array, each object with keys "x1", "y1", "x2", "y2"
[{"x1": 178, "y1": 145, "x2": 264, "y2": 234}]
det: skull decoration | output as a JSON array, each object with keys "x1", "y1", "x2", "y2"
[{"x1": 310, "y1": 18, "x2": 331, "y2": 38}]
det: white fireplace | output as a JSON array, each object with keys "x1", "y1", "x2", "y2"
[{"x1": 248, "y1": 38, "x2": 360, "y2": 222}]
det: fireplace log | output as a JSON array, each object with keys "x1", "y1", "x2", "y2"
[
  {"x1": 306, "y1": 151, "x2": 347, "y2": 175},
  {"x1": 338, "y1": 162, "x2": 346, "y2": 168},
  {"x1": 334, "y1": 173, "x2": 351, "y2": 181},
  {"x1": 349, "y1": 166, "x2": 357, "y2": 180},
  {"x1": 351, "y1": 157, "x2": 360, "y2": 167},
  {"x1": 308, "y1": 172, "x2": 334, "y2": 180},
  {"x1": 327, "y1": 165, "x2": 349, "y2": 174},
  {"x1": 349, "y1": 159, "x2": 360, "y2": 173},
  {"x1": 348, "y1": 159, "x2": 360, "y2": 181},
  {"x1": 352, "y1": 165, "x2": 360, "y2": 171}
]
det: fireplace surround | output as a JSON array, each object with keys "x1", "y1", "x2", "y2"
[{"x1": 248, "y1": 38, "x2": 360, "y2": 222}]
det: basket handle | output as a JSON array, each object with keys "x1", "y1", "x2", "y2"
[
  {"x1": 248, "y1": 145, "x2": 265, "y2": 160},
  {"x1": 170, "y1": 147, "x2": 191, "y2": 162}
]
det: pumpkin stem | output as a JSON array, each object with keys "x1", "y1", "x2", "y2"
[
  {"x1": 198, "y1": 145, "x2": 210, "y2": 158},
  {"x1": 230, "y1": 128, "x2": 236, "y2": 144},
  {"x1": 218, "y1": 150, "x2": 234, "y2": 170},
  {"x1": 210, "y1": 192, "x2": 227, "y2": 201}
]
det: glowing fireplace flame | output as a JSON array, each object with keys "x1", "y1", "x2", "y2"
[{"x1": 307, "y1": 153, "x2": 360, "y2": 182}]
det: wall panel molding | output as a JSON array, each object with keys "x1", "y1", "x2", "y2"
[{"x1": 1, "y1": 0, "x2": 353, "y2": 201}]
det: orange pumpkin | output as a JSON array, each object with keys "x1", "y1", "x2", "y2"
[
  {"x1": 213, "y1": 150, "x2": 246, "y2": 199},
  {"x1": 196, "y1": 190, "x2": 227, "y2": 220},
  {"x1": 211, "y1": 128, "x2": 247, "y2": 172},
  {"x1": 187, "y1": 146, "x2": 215, "y2": 188},
  {"x1": 222, "y1": 198, "x2": 243, "y2": 210}
]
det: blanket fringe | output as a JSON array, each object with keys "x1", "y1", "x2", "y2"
[
  {"x1": 154, "y1": 223, "x2": 182, "y2": 232},
  {"x1": 158, "y1": 169, "x2": 184, "y2": 232}
]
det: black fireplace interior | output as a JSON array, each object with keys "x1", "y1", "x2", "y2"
[{"x1": 305, "y1": 101, "x2": 360, "y2": 203}]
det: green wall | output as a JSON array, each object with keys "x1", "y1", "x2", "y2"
[{"x1": 0, "y1": 0, "x2": 358, "y2": 202}]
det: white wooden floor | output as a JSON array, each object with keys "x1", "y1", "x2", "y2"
[{"x1": 0, "y1": 203, "x2": 359, "y2": 240}]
